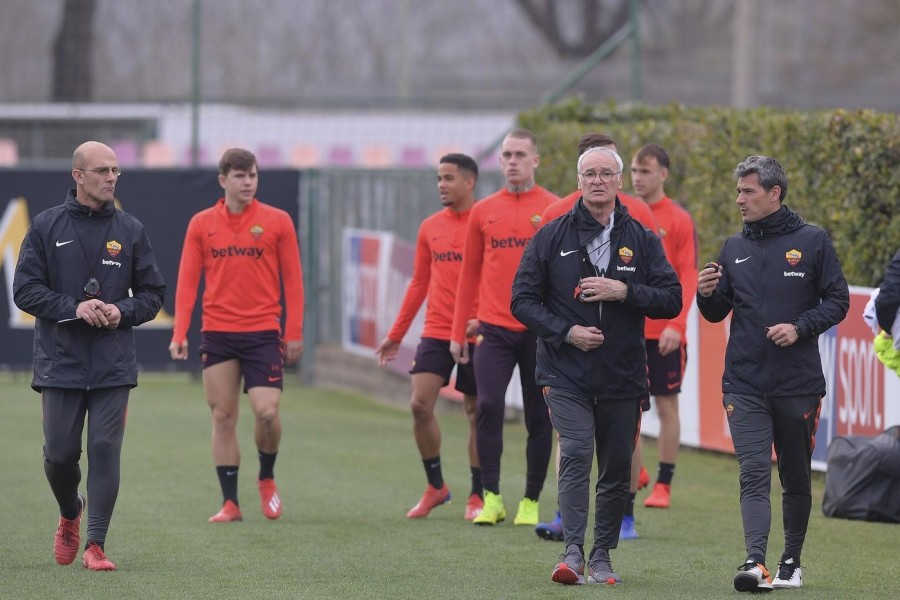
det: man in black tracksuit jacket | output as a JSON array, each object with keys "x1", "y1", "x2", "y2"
[
  {"x1": 512, "y1": 146, "x2": 681, "y2": 585},
  {"x1": 697, "y1": 155, "x2": 848, "y2": 593},
  {"x1": 13, "y1": 141, "x2": 165, "y2": 571}
]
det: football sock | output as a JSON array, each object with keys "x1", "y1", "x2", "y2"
[
  {"x1": 258, "y1": 449, "x2": 277, "y2": 480},
  {"x1": 423, "y1": 456, "x2": 444, "y2": 489},
  {"x1": 216, "y1": 465, "x2": 239, "y2": 504},
  {"x1": 470, "y1": 466, "x2": 483, "y2": 497},
  {"x1": 657, "y1": 462, "x2": 675, "y2": 485}
]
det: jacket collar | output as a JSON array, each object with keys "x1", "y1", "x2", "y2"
[
  {"x1": 742, "y1": 205, "x2": 804, "y2": 239},
  {"x1": 65, "y1": 189, "x2": 116, "y2": 218},
  {"x1": 571, "y1": 196, "x2": 630, "y2": 246}
]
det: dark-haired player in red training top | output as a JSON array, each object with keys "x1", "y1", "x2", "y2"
[{"x1": 375, "y1": 153, "x2": 484, "y2": 521}]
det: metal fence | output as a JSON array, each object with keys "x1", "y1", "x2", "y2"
[{"x1": 298, "y1": 168, "x2": 505, "y2": 380}]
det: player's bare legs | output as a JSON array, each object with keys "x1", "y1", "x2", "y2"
[
  {"x1": 204, "y1": 360, "x2": 242, "y2": 465},
  {"x1": 656, "y1": 394, "x2": 680, "y2": 464},
  {"x1": 410, "y1": 372, "x2": 443, "y2": 459},
  {"x1": 248, "y1": 387, "x2": 282, "y2": 454}
]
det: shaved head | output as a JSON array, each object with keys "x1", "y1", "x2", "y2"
[{"x1": 73, "y1": 141, "x2": 115, "y2": 169}]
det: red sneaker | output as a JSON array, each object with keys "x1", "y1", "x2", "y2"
[
  {"x1": 54, "y1": 493, "x2": 85, "y2": 565},
  {"x1": 644, "y1": 483, "x2": 671, "y2": 508},
  {"x1": 638, "y1": 465, "x2": 650, "y2": 490},
  {"x1": 82, "y1": 542, "x2": 117, "y2": 571},
  {"x1": 258, "y1": 478, "x2": 282, "y2": 520},
  {"x1": 464, "y1": 494, "x2": 484, "y2": 521},
  {"x1": 208, "y1": 499, "x2": 243, "y2": 523},
  {"x1": 406, "y1": 484, "x2": 451, "y2": 518}
]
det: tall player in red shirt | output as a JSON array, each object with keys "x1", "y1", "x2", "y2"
[
  {"x1": 450, "y1": 129, "x2": 558, "y2": 527},
  {"x1": 630, "y1": 144, "x2": 697, "y2": 511},
  {"x1": 375, "y1": 154, "x2": 484, "y2": 521},
  {"x1": 169, "y1": 148, "x2": 304, "y2": 523}
]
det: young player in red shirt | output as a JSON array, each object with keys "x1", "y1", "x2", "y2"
[
  {"x1": 375, "y1": 154, "x2": 484, "y2": 520},
  {"x1": 450, "y1": 129, "x2": 559, "y2": 527},
  {"x1": 630, "y1": 144, "x2": 698, "y2": 511},
  {"x1": 169, "y1": 148, "x2": 304, "y2": 523}
]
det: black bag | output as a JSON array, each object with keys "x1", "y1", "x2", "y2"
[{"x1": 822, "y1": 425, "x2": 900, "y2": 523}]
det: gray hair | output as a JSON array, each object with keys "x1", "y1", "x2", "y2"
[
  {"x1": 734, "y1": 155, "x2": 788, "y2": 201},
  {"x1": 577, "y1": 146, "x2": 623, "y2": 174}
]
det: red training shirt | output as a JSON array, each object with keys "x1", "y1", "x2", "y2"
[
  {"x1": 387, "y1": 206, "x2": 475, "y2": 342},
  {"x1": 171, "y1": 198, "x2": 304, "y2": 343},
  {"x1": 643, "y1": 196, "x2": 697, "y2": 340},
  {"x1": 451, "y1": 186, "x2": 558, "y2": 342}
]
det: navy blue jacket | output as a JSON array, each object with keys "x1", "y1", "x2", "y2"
[
  {"x1": 13, "y1": 191, "x2": 166, "y2": 391},
  {"x1": 512, "y1": 198, "x2": 681, "y2": 399},
  {"x1": 696, "y1": 205, "x2": 849, "y2": 397}
]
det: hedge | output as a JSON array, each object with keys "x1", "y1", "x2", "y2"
[{"x1": 518, "y1": 98, "x2": 900, "y2": 287}]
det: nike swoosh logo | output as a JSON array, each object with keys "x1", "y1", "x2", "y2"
[
  {"x1": 560, "y1": 249, "x2": 578, "y2": 256},
  {"x1": 666, "y1": 382, "x2": 680, "y2": 390},
  {"x1": 267, "y1": 376, "x2": 282, "y2": 382},
  {"x1": 207, "y1": 232, "x2": 217, "y2": 237},
  {"x1": 56, "y1": 240, "x2": 74, "y2": 247},
  {"x1": 735, "y1": 257, "x2": 751, "y2": 264},
  {"x1": 803, "y1": 407, "x2": 816, "y2": 420},
  {"x1": 225, "y1": 470, "x2": 238, "y2": 476}
]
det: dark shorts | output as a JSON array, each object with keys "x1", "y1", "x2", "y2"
[
  {"x1": 200, "y1": 330, "x2": 284, "y2": 392},
  {"x1": 409, "y1": 337, "x2": 477, "y2": 396},
  {"x1": 645, "y1": 339, "x2": 687, "y2": 396}
]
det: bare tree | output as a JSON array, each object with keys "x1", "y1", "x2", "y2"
[
  {"x1": 52, "y1": 0, "x2": 95, "y2": 101},
  {"x1": 512, "y1": 0, "x2": 631, "y2": 57}
]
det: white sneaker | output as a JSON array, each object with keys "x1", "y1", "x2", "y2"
[
  {"x1": 734, "y1": 560, "x2": 774, "y2": 592},
  {"x1": 772, "y1": 558, "x2": 802, "y2": 589}
]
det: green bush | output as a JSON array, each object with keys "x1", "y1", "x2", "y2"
[{"x1": 520, "y1": 98, "x2": 900, "y2": 286}]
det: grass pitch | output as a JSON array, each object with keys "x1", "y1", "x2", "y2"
[{"x1": 0, "y1": 374, "x2": 896, "y2": 599}]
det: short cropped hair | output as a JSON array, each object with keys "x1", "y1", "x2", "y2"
[
  {"x1": 439, "y1": 153, "x2": 479, "y2": 181},
  {"x1": 577, "y1": 134, "x2": 617, "y2": 155},
  {"x1": 734, "y1": 155, "x2": 788, "y2": 201},
  {"x1": 634, "y1": 144, "x2": 670, "y2": 170},
  {"x1": 219, "y1": 148, "x2": 257, "y2": 176},
  {"x1": 504, "y1": 128, "x2": 538, "y2": 152}
]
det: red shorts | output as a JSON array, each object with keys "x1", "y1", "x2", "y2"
[
  {"x1": 409, "y1": 337, "x2": 477, "y2": 396},
  {"x1": 645, "y1": 339, "x2": 687, "y2": 396},
  {"x1": 200, "y1": 330, "x2": 284, "y2": 392}
]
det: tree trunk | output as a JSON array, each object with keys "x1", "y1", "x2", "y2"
[{"x1": 52, "y1": 0, "x2": 96, "y2": 101}]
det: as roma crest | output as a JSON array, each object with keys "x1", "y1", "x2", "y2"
[
  {"x1": 618, "y1": 246, "x2": 634, "y2": 265},
  {"x1": 106, "y1": 240, "x2": 122, "y2": 257},
  {"x1": 785, "y1": 249, "x2": 801, "y2": 267},
  {"x1": 530, "y1": 214, "x2": 542, "y2": 229},
  {"x1": 250, "y1": 225, "x2": 264, "y2": 240}
]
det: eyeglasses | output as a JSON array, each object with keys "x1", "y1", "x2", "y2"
[
  {"x1": 78, "y1": 167, "x2": 123, "y2": 177},
  {"x1": 578, "y1": 170, "x2": 621, "y2": 184}
]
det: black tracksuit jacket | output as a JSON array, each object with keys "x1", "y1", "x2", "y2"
[
  {"x1": 696, "y1": 205, "x2": 849, "y2": 397},
  {"x1": 13, "y1": 190, "x2": 166, "y2": 391},
  {"x1": 511, "y1": 198, "x2": 682, "y2": 400}
]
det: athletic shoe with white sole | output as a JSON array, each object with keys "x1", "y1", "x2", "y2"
[
  {"x1": 772, "y1": 557, "x2": 802, "y2": 589},
  {"x1": 551, "y1": 544, "x2": 585, "y2": 585},
  {"x1": 734, "y1": 559, "x2": 774, "y2": 592},
  {"x1": 587, "y1": 548, "x2": 621, "y2": 585}
]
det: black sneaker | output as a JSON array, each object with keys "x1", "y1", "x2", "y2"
[
  {"x1": 772, "y1": 557, "x2": 802, "y2": 589},
  {"x1": 734, "y1": 559, "x2": 773, "y2": 592}
]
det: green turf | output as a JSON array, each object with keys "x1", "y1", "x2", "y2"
[{"x1": 0, "y1": 374, "x2": 896, "y2": 599}]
